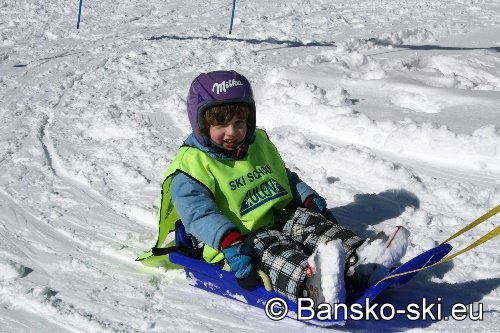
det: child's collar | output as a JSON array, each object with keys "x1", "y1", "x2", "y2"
[
  {"x1": 184, "y1": 134, "x2": 250, "y2": 160},
  {"x1": 209, "y1": 140, "x2": 248, "y2": 159}
]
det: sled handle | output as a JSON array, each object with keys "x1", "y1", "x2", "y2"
[
  {"x1": 223, "y1": 262, "x2": 273, "y2": 291},
  {"x1": 257, "y1": 270, "x2": 273, "y2": 292}
]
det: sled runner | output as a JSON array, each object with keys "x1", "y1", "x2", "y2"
[{"x1": 168, "y1": 221, "x2": 453, "y2": 326}]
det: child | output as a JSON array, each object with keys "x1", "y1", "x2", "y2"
[{"x1": 140, "y1": 70, "x2": 409, "y2": 305}]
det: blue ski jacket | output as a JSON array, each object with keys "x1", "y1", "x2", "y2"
[{"x1": 170, "y1": 133, "x2": 321, "y2": 250}]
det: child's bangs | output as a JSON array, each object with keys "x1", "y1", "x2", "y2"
[{"x1": 206, "y1": 103, "x2": 250, "y2": 125}]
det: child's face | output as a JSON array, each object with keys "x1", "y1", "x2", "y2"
[{"x1": 209, "y1": 114, "x2": 247, "y2": 150}]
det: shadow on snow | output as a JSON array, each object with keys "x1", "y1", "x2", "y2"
[
  {"x1": 330, "y1": 189, "x2": 420, "y2": 237},
  {"x1": 146, "y1": 34, "x2": 336, "y2": 48},
  {"x1": 367, "y1": 38, "x2": 500, "y2": 55}
]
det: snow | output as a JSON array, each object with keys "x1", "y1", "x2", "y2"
[{"x1": 0, "y1": 0, "x2": 499, "y2": 331}]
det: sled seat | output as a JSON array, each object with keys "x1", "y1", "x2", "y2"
[{"x1": 170, "y1": 220, "x2": 207, "y2": 260}]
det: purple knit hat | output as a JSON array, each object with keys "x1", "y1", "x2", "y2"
[{"x1": 186, "y1": 70, "x2": 256, "y2": 147}]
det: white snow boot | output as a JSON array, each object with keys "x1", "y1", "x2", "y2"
[
  {"x1": 346, "y1": 226, "x2": 410, "y2": 287},
  {"x1": 302, "y1": 239, "x2": 346, "y2": 306}
]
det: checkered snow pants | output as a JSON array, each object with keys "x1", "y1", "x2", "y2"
[{"x1": 242, "y1": 207, "x2": 363, "y2": 302}]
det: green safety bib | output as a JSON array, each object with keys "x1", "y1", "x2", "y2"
[{"x1": 137, "y1": 129, "x2": 293, "y2": 266}]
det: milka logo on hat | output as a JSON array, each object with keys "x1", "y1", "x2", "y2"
[{"x1": 212, "y1": 79, "x2": 243, "y2": 95}]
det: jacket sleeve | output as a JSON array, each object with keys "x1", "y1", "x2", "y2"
[
  {"x1": 286, "y1": 167, "x2": 319, "y2": 206},
  {"x1": 170, "y1": 172, "x2": 237, "y2": 249}
]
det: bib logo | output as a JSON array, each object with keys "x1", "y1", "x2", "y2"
[
  {"x1": 212, "y1": 79, "x2": 243, "y2": 95},
  {"x1": 240, "y1": 178, "x2": 288, "y2": 215}
]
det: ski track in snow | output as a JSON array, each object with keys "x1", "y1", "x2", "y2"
[{"x1": 1, "y1": 0, "x2": 500, "y2": 332}]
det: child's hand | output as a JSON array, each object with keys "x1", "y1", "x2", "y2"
[
  {"x1": 304, "y1": 195, "x2": 338, "y2": 223},
  {"x1": 221, "y1": 231, "x2": 259, "y2": 290},
  {"x1": 222, "y1": 243, "x2": 253, "y2": 279},
  {"x1": 304, "y1": 195, "x2": 327, "y2": 212},
  {"x1": 222, "y1": 243, "x2": 260, "y2": 290}
]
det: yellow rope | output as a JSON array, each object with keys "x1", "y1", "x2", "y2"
[{"x1": 376, "y1": 205, "x2": 500, "y2": 285}]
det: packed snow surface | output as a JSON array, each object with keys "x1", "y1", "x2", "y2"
[{"x1": 1, "y1": 0, "x2": 499, "y2": 332}]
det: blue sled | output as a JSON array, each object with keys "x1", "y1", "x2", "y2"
[{"x1": 170, "y1": 243, "x2": 452, "y2": 326}]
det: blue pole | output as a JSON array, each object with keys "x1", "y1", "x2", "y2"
[
  {"x1": 229, "y1": 0, "x2": 236, "y2": 34},
  {"x1": 77, "y1": 0, "x2": 83, "y2": 29}
]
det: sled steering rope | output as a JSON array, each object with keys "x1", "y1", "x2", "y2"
[{"x1": 376, "y1": 204, "x2": 500, "y2": 285}]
